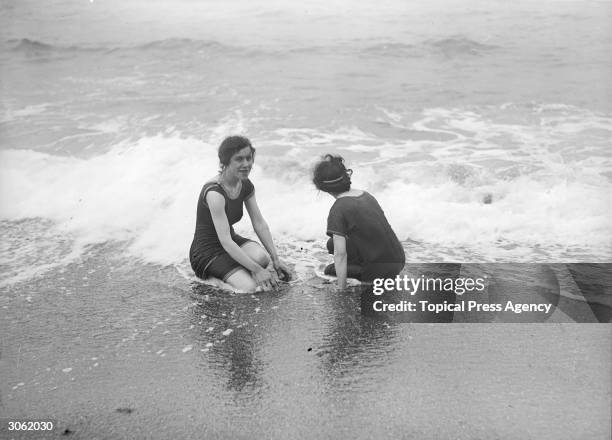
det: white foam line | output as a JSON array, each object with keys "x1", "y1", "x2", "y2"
[
  {"x1": 51, "y1": 131, "x2": 108, "y2": 143},
  {"x1": 174, "y1": 264, "x2": 239, "y2": 292},
  {"x1": 24, "y1": 132, "x2": 109, "y2": 151},
  {"x1": 0, "y1": 242, "x2": 86, "y2": 288},
  {"x1": 175, "y1": 263, "x2": 305, "y2": 292}
]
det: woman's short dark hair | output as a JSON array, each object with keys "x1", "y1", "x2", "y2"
[
  {"x1": 312, "y1": 154, "x2": 352, "y2": 194},
  {"x1": 218, "y1": 136, "x2": 256, "y2": 167}
]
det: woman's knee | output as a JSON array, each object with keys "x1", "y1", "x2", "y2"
[
  {"x1": 241, "y1": 242, "x2": 270, "y2": 268},
  {"x1": 225, "y1": 269, "x2": 257, "y2": 292}
]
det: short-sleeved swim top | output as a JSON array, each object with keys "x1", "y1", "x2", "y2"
[
  {"x1": 326, "y1": 191, "x2": 405, "y2": 276},
  {"x1": 189, "y1": 179, "x2": 255, "y2": 277}
]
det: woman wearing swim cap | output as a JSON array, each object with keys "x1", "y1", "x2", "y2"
[
  {"x1": 313, "y1": 154, "x2": 405, "y2": 289},
  {"x1": 190, "y1": 136, "x2": 291, "y2": 292}
]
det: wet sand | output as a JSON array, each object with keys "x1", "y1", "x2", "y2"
[{"x1": 1, "y1": 256, "x2": 610, "y2": 439}]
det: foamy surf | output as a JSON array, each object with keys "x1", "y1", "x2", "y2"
[{"x1": 1, "y1": 102, "x2": 611, "y2": 286}]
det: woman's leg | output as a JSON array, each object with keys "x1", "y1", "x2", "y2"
[
  {"x1": 206, "y1": 252, "x2": 259, "y2": 292},
  {"x1": 204, "y1": 241, "x2": 269, "y2": 292},
  {"x1": 224, "y1": 241, "x2": 269, "y2": 292},
  {"x1": 240, "y1": 241, "x2": 270, "y2": 268},
  {"x1": 225, "y1": 268, "x2": 258, "y2": 292}
]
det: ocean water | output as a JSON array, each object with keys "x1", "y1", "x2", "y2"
[{"x1": 1, "y1": 0, "x2": 611, "y2": 286}]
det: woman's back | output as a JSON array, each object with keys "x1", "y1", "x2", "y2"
[{"x1": 327, "y1": 191, "x2": 405, "y2": 268}]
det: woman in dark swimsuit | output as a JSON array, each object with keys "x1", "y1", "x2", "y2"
[
  {"x1": 190, "y1": 136, "x2": 291, "y2": 292},
  {"x1": 313, "y1": 154, "x2": 405, "y2": 289}
]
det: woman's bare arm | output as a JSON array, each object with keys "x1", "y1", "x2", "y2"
[
  {"x1": 207, "y1": 191, "x2": 273, "y2": 288},
  {"x1": 332, "y1": 234, "x2": 348, "y2": 289},
  {"x1": 244, "y1": 193, "x2": 278, "y2": 263},
  {"x1": 245, "y1": 193, "x2": 292, "y2": 280}
]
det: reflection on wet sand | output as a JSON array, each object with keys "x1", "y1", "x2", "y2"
[
  {"x1": 188, "y1": 285, "x2": 265, "y2": 394},
  {"x1": 314, "y1": 287, "x2": 400, "y2": 389},
  {"x1": 2, "y1": 259, "x2": 609, "y2": 439}
]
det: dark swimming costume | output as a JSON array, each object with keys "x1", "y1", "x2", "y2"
[
  {"x1": 189, "y1": 179, "x2": 255, "y2": 279},
  {"x1": 326, "y1": 191, "x2": 405, "y2": 281}
]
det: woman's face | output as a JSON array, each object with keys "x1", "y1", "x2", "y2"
[{"x1": 225, "y1": 146, "x2": 254, "y2": 180}]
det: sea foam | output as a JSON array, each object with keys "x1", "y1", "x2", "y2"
[{"x1": 1, "y1": 125, "x2": 610, "y2": 284}]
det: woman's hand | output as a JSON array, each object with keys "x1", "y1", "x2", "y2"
[
  {"x1": 245, "y1": 195, "x2": 292, "y2": 283},
  {"x1": 252, "y1": 267, "x2": 278, "y2": 291},
  {"x1": 273, "y1": 260, "x2": 292, "y2": 281}
]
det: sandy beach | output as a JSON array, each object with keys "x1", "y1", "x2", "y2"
[{"x1": 2, "y1": 258, "x2": 610, "y2": 439}]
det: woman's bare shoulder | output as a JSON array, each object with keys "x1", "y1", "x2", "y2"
[{"x1": 204, "y1": 176, "x2": 220, "y2": 186}]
